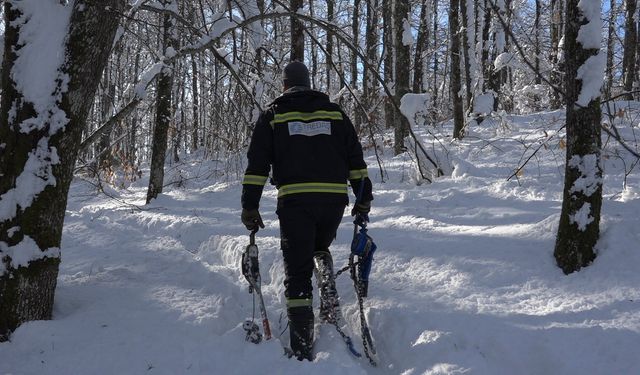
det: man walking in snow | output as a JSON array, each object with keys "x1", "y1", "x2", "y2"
[{"x1": 240, "y1": 61, "x2": 373, "y2": 361}]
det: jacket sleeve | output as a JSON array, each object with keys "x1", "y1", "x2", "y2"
[
  {"x1": 343, "y1": 112, "x2": 373, "y2": 203},
  {"x1": 241, "y1": 111, "x2": 273, "y2": 209}
]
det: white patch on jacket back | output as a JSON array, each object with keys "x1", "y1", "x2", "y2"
[{"x1": 288, "y1": 121, "x2": 331, "y2": 136}]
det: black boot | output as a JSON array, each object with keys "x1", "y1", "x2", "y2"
[
  {"x1": 288, "y1": 306, "x2": 314, "y2": 361},
  {"x1": 313, "y1": 252, "x2": 343, "y2": 325}
]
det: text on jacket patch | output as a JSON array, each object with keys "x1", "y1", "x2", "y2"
[{"x1": 288, "y1": 121, "x2": 332, "y2": 136}]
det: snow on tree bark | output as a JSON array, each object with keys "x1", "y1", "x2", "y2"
[
  {"x1": 554, "y1": 0, "x2": 604, "y2": 275},
  {"x1": 147, "y1": 0, "x2": 177, "y2": 204},
  {"x1": 0, "y1": 0, "x2": 125, "y2": 341}
]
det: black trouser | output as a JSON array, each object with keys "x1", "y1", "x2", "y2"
[
  {"x1": 277, "y1": 202, "x2": 345, "y2": 359},
  {"x1": 277, "y1": 202, "x2": 345, "y2": 302}
]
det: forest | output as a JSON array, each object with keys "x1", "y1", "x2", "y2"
[{"x1": 0, "y1": 0, "x2": 639, "y2": 373}]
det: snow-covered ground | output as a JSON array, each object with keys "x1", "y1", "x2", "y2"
[{"x1": 1, "y1": 105, "x2": 639, "y2": 374}]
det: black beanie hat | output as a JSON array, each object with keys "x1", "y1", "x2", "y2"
[{"x1": 282, "y1": 61, "x2": 310, "y2": 88}]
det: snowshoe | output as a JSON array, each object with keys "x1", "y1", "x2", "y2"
[{"x1": 313, "y1": 251, "x2": 343, "y2": 325}]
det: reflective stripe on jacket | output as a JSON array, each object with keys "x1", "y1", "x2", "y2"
[{"x1": 241, "y1": 88, "x2": 373, "y2": 209}]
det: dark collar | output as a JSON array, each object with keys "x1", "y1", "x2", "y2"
[
  {"x1": 269, "y1": 88, "x2": 330, "y2": 107},
  {"x1": 282, "y1": 86, "x2": 311, "y2": 94}
]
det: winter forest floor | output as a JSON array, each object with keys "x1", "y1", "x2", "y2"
[{"x1": 1, "y1": 104, "x2": 640, "y2": 375}]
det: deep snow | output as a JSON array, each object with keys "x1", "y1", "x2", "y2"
[{"x1": 1, "y1": 104, "x2": 639, "y2": 375}]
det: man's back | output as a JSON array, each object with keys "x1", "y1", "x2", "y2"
[{"x1": 268, "y1": 88, "x2": 353, "y2": 192}]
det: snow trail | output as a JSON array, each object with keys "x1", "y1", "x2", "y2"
[{"x1": 1, "y1": 108, "x2": 639, "y2": 374}]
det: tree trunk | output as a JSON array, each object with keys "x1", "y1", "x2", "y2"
[
  {"x1": 191, "y1": 56, "x2": 199, "y2": 151},
  {"x1": 605, "y1": 0, "x2": 616, "y2": 99},
  {"x1": 535, "y1": 0, "x2": 542, "y2": 85},
  {"x1": 492, "y1": 0, "x2": 510, "y2": 111},
  {"x1": 460, "y1": 0, "x2": 474, "y2": 110},
  {"x1": 175, "y1": 70, "x2": 186, "y2": 163},
  {"x1": 364, "y1": 0, "x2": 380, "y2": 125},
  {"x1": 351, "y1": 0, "x2": 361, "y2": 89},
  {"x1": 97, "y1": 70, "x2": 111, "y2": 167},
  {"x1": 450, "y1": 0, "x2": 465, "y2": 138},
  {"x1": 290, "y1": 0, "x2": 304, "y2": 62},
  {"x1": 413, "y1": 0, "x2": 430, "y2": 93},
  {"x1": 310, "y1": 0, "x2": 318, "y2": 88},
  {"x1": 394, "y1": 0, "x2": 411, "y2": 155},
  {"x1": 622, "y1": 0, "x2": 637, "y2": 99},
  {"x1": 147, "y1": 2, "x2": 177, "y2": 203},
  {"x1": 432, "y1": 0, "x2": 440, "y2": 111},
  {"x1": 352, "y1": 0, "x2": 367, "y2": 132},
  {"x1": 98, "y1": 77, "x2": 116, "y2": 170},
  {"x1": 486, "y1": 0, "x2": 506, "y2": 111},
  {"x1": 326, "y1": 0, "x2": 335, "y2": 93},
  {"x1": 0, "y1": 0, "x2": 124, "y2": 341},
  {"x1": 550, "y1": 0, "x2": 564, "y2": 109},
  {"x1": 554, "y1": 0, "x2": 603, "y2": 274},
  {"x1": 383, "y1": 0, "x2": 395, "y2": 129},
  {"x1": 636, "y1": 15, "x2": 640, "y2": 100},
  {"x1": 128, "y1": 51, "x2": 141, "y2": 166},
  {"x1": 481, "y1": 0, "x2": 492, "y2": 93}
]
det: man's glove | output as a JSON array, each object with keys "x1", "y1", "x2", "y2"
[
  {"x1": 241, "y1": 208, "x2": 265, "y2": 231},
  {"x1": 351, "y1": 201, "x2": 371, "y2": 222}
]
